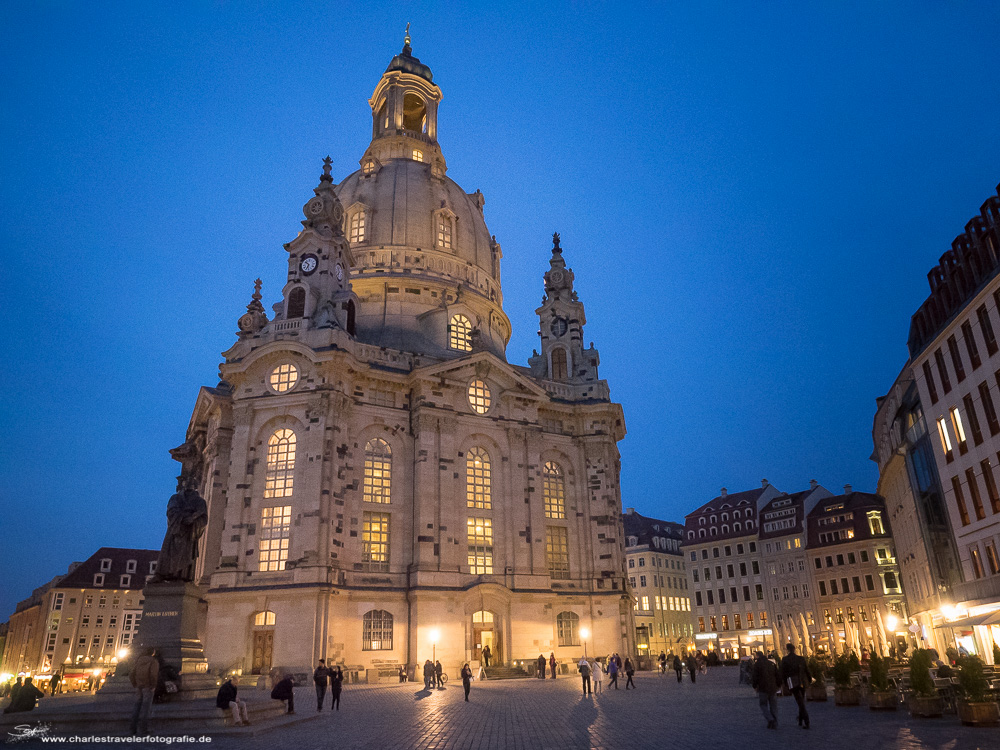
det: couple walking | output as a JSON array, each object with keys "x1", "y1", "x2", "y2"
[
  {"x1": 313, "y1": 660, "x2": 344, "y2": 711},
  {"x1": 752, "y1": 644, "x2": 811, "y2": 730}
]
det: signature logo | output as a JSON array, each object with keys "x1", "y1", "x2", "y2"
[{"x1": 7, "y1": 723, "x2": 52, "y2": 743}]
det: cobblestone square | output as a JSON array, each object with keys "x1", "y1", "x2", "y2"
[{"x1": 205, "y1": 667, "x2": 994, "y2": 750}]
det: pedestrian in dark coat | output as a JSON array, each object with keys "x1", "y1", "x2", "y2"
[
  {"x1": 49, "y1": 674, "x2": 59, "y2": 696},
  {"x1": 673, "y1": 655, "x2": 683, "y2": 683},
  {"x1": 330, "y1": 667, "x2": 343, "y2": 711},
  {"x1": 270, "y1": 674, "x2": 295, "y2": 714},
  {"x1": 536, "y1": 654, "x2": 546, "y2": 678},
  {"x1": 461, "y1": 663, "x2": 473, "y2": 701},
  {"x1": 624, "y1": 657, "x2": 636, "y2": 689},
  {"x1": 751, "y1": 652, "x2": 780, "y2": 729},
  {"x1": 423, "y1": 660, "x2": 433, "y2": 689},
  {"x1": 686, "y1": 654, "x2": 697, "y2": 683},
  {"x1": 313, "y1": 660, "x2": 330, "y2": 711},
  {"x1": 2, "y1": 677, "x2": 42, "y2": 714},
  {"x1": 578, "y1": 657, "x2": 592, "y2": 695},
  {"x1": 608, "y1": 658, "x2": 619, "y2": 689},
  {"x1": 549, "y1": 653, "x2": 557, "y2": 679},
  {"x1": 482, "y1": 645, "x2": 491, "y2": 668},
  {"x1": 216, "y1": 677, "x2": 249, "y2": 726},
  {"x1": 129, "y1": 647, "x2": 159, "y2": 734},
  {"x1": 779, "y1": 644, "x2": 811, "y2": 729},
  {"x1": 434, "y1": 660, "x2": 444, "y2": 689}
]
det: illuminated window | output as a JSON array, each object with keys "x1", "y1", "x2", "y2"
[
  {"x1": 642, "y1": 596, "x2": 650, "y2": 611},
  {"x1": 362, "y1": 610, "x2": 393, "y2": 650},
  {"x1": 546, "y1": 526, "x2": 570, "y2": 579},
  {"x1": 449, "y1": 314, "x2": 473, "y2": 351},
  {"x1": 437, "y1": 215, "x2": 452, "y2": 248},
  {"x1": 466, "y1": 447, "x2": 492, "y2": 509},
  {"x1": 363, "y1": 438, "x2": 392, "y2": 503},
  {"x1": 971, "y1": 547, "x2": 985, "y2": 578},
  {"x1": 867, "y1": 511, "x2": 884, "y2": 536},
  {"x1": 264, "y1": 429, "x2": 296, "y2": 498},
  {"x1": 349, "y1": 210, "x2": 367, "y2": 243},
  {"x1": 269, "y1": 364, "x2": 299, "y2": 393},
  {"x1": 362, "y1": 511, "x2": 390, "y2": 572},
  {"x1": 557, "y1": 611, "x2": 580, "y2": 646},
  {"x1": 551, "y1": 348, "x2": 568, "y2": 380},
  {"x1": 253, "y1": 611, "x2": 276, "y2": 627},
  {"x1": 542, "y1": 461, "x2": 566, "y2": 519},
  {"x1": 363, "y1": 160, "x2": 376, "y2": 175},
  {"x1": 951, "y1": 407, "x2": 967, "y2": 445},
  {"x1": 937, "y1": 418, "x2": 953, "y2": 454},
  {"x1": 468, "y1": 380, "x2": 491, "y2": 414},
  {"x1": 412, "y1": 149, "x2": 424, "y2": 162},
  {"x1": 467, "y1": 517, "x2": 493, "y2": 574},
  {"x1": 259, "y1": 506, "x2": 291, "y2": 571}
]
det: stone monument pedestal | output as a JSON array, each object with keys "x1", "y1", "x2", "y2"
[{"x1": 98, "y1": 579, "x2": 216, "y2": 701}]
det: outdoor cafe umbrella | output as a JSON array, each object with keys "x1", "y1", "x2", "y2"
[
  {"x1": 874, "y1": 610, "x2": 889, "y2": 657},
  {"x1": 798, "y1": 612, "x2": 812, "y2": 657}
]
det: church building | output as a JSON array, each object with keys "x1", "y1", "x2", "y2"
[{"x1": 177, "y1": 36, "x2": 631, "y2": 680}]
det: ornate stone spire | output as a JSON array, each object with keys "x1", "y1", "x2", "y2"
[
  {"x1": 302, "y1": 156, "x2": 345, "y2": 237},
  {"x1": 403, "y1": 22, "x2": 411, "y2": 54},
  {"x1": 237, "y1": 278, "x2": 268, "y2": 336}
]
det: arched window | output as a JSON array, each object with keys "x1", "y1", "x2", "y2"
[
  {"x1": 551, "y1": 348, "x2": 568, "y2": 380},
  {"x1": 437, "y1": 215, "x2": 453, "y2": 249},
  {"x1": 349, "y1": 210, "x2": 367, "y2": 243},
  {"x1": 363, "y1": 438, "x2": 391, "y2": 503},
  {"x1": 449, "y1": 314, "x2": 472, "y2": 351},
  {"x1": 542, "y1": 461, "x2": 565, "y2": 519},
  {"x1": 253, "y1": 611, "x2": 276, "y2": 627},
  {"x1": 265, "y1": 429, "x2": 296, "y2": 498},
  {"x1": 466, "y1": 447, "x2": 491, "y2": 509},
  {"x1": 698, "y1": 529, "x2": 705, "y2": 538},
  {"x1": 402, "y1": 93, "x2": 427, "y2": 133},
  {"x1": 734, "y1": 522, "x2": 742, "y2": 532},
  {"x1": 746, "y1": 520, "x2": 754, "y2": 530},
  {"x1": 734, "y1": 510, "x2": 741, "y2": 519},
  {"x1": 721, "y1": 524, "x2": 729, "y2": 534},
  {"x1": 556, "y1": 611, "x2": 580, "y2": 646},
  {"x1": 287, "y1": 287, "x2": 306, "y2": 318},
  {"x1": 699, "y1": 518, "x2": 706, "y2": 526},
  {"x1": 362, "y1": 610, "x2": 393, "y2": 650}
]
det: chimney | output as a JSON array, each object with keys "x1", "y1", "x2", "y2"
[
  {"x1": 809, "y1": 479, "x2": 818, "y2": 491},
  {"x1": 761, "y1": 479, "x2": 769, "y2": 488},
  {"x1": 843, "y1": 484, "x2": 853, "y2": 494},
  {"x1": 626, "y1": 507, "x2": 635, "y2": 515},
  {"x1": 720, "y1": 488, "x2": 727, "y2": 497}
]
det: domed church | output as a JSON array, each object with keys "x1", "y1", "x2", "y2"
[{"x1": 181, "y1": 35, "x2": 631, "y2": 679}]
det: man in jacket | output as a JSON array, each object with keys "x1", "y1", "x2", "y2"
[
  {"x1": 216, "y1": 676, "x2": 249, "y2": 726},
  {"x1": 751, "y1": 651, "x2": 780, "y2": 729},
  {"x1": 270, "y1": 674, "x2": 295, "y2": 714},
  {"x1": 313, "y1": 659, "x2": 330, "y2": 711},
  {"x1": 779, "y1": 644, "x2": 811, "y2": 729},
  {"x1": 536, "y1": 654, "x2": 546, "y2": 679},
  {"x1": 577, "y1": 656, "x2": 592, "y2": 695},
  {"x1": 129, "y1": 647, "x2": 160, "y2": 735}
]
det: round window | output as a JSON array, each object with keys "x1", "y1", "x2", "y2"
[
  {"x1": 269, "y1": 363, "x2": 299, "y2": 393},
  {"x1": 468, "y1": 379, "x2": 491, "y2": 414}
]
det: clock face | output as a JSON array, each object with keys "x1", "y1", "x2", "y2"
[
  {"x1": 550, "y1": 317, "x2": 568, "y2": 337},
  {"x1": 550, "y1": 270, "x2": 564, "y2": 285},
  {"x1": 300, "y1": 255, "x2": 318, "y2": 275},
  {"x1": 335, "y1": 263, "x2": 344, "y2": 281}
]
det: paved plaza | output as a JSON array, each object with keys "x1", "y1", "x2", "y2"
[{"x1": 196, "y1": 667, "x2": 989, "y2": 750}]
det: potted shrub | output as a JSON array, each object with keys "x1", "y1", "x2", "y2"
[
  {"x1": 956, "y1": 655, "x2": 1000, "y2": 726},
  {"x1": 907, "y1": 649, "x2": 944, "y2": 717},
  {"x1": 806, "y1": 656, "x2": 828, "y2": 701},
  {"x1": 867, "y1": 654, "x2": 897, "y2": 710},
  {"x1": 832, "y1": 653, "x2": 860, "y2": 706}
]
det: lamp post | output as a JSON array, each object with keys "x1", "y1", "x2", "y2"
[
  {"x1": 580, "y1": 627, "x2": 590, "y2": 660},
  {"x1": 429, "y1": 629, "x2": 440, "y2": 664}
]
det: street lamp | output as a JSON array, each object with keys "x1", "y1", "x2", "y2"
[
  {"x1": 580, "y1": 627, "x2": 590, "y2": 659},
  {"x1": 428, "y1": 629, "x2": 440, "y2": 664},
  {"x1": 885, "y1": 614, "x2": 898, "y2": 633}
]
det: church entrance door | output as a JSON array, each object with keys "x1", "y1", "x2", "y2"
[
  {"x1": 473, "y1": 610, "x2": 500, "y2": 665},
  {"x1": 251, "y1": 630, "x2": 274, "y2": 674}
]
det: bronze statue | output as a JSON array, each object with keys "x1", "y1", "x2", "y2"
[{"x1": 155, "y1": 439, "x2": 208, "y2": 582}]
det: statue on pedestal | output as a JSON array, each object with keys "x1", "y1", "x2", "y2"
[{"x1": 155, "y1": 438, "x2": 208, "y2": 582}]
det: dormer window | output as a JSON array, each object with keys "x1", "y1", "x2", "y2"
[
  {"x1": 100, "y1": 559, "x2": 112, "y2": 572},
  {"x1": 363, "y1": 159, "x2": 377, "y2": 175},
  {"x1": 437, "y1": 215, "x2": 453, "y2": 249},
  {"x1": 349, "y1": 210, "x2": 367, "y2": 243},
  {"x1": 126, "y1": 560, "x2": 137, "y2": 573},
  {"x1": 449, "y1": 314, "x2": 472, "y2": 352}
]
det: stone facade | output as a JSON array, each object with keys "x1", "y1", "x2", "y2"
[
  {"x1": 622, "y1": 509, "x2": 692, "y2": 659},
  {"x1": 177, "y1": 41, "x2": 631, "y2": 681}
]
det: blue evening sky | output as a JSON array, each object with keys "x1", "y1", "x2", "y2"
[{"x1": 1, "y1": 1, "x2": 998, "y2": 617}]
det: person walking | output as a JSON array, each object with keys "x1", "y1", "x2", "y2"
[
  {"x1": 751, "y1": 651, "x2": 780, "y2": 729},
  {"x1": 270, "y1": 673, "x2": 295, "y2": 714},
  {"x1": 624, "y1": 657, "x2": 636, "y2": 689},
  {"x1": 313, "y1": 659, "x2": 330, "y2": 711},
  {"x1": 423, "y1": 660, "x2": 434, "y2": 690},
  {"x1": 128, "y1": 647, "x2": 159, "y2": 734},
  {"x1": 217, "y1": 676, "x2": 250, "y2": 726},
  {"x1": 536, "y1": 654, "x2": 546, "y2": 679},
  {"x1": 549, "y1": 653, "x2": 557, "y2": 679},
  {"x1": 673, "y1": 654, "x2": 683, "y2": 683},
  {"x1": 578, "y1": 656, "x2": 592, "y2": 695},
  {"x1": 434, "y1": 660, "x2": 444, "y2": 689},
  {"x1": 607, "y1": 657, "x2": 619, "y2": 689},
  {"x1": 482, "y1": 645, "x2": 491, "y2": 668},
  {"x1": 780, "y1": 644, "x2": 810, "y2": 729},
  {"x1": 398, "y1": 665, "x2": 407, "y2": 683},
  {"x1": 686, "y1": 653, "x2": 697, "y2": 683},
  {"x1": 48, "y1": 674, "x2": 59, "y2": 696},
  {"x1": 330, "y1": 666, "x2": 343, "y2": 711},
  {"x1": 461, "y1": 663, "x2": 473, "y2": 701},
  {"x1": 658, "y1": 651, "x2": 667, "y2": 674}
]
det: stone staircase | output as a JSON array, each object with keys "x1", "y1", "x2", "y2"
[{"x1": 482, "y1": 664, "x2": 531, "y2": 680}]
